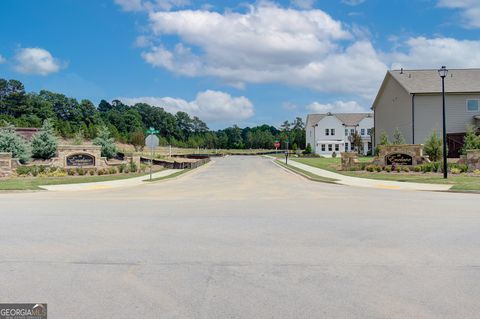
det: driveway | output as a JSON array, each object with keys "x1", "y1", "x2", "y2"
[{"x1": 0, "y1": 156, "x2": 479, "y2": 318}]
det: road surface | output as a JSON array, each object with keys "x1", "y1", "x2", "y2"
[{"x1": 0, "y1": 156, "x2": 479, "y2": 318}]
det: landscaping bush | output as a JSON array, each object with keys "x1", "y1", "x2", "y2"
[
  {"x1": 449, "y1": 163, "x2": 468, "y2": 173},
  {"x1": 385, "y1": 166, "x2": 392, "y2": 173},
  {"x1": 67, "y1": 169, "x2": 76, "y2": 176},
  {"x1": 414, "y1": 166, "x2": 422, "y2": 173},
  {"x1": 424, "y1": 130, "x2": 443, "y2": 162},
  {"x1": 16, "y1": 166, "x2": 31, "y2": 176},
  {"x1": 140, "y1": 163, "x2": 147, "y2": 173},
  {"x1": 461, "y1": 126, "x2": 480, "y2": 155},
  {"x1": 474, "y1": 169, "x2": 480, "y2": 175},
  {"x1": 375, "y1": 166, "x2": 382, "y2": 172},
  {"x1": 108, "y1": 167, "x2": 117, "y2": 175},
  {"x1": 31, "y1": 119, "x2": 58, "y2": 160},
  {"x1": 365, "y1": 165, "x2": 375, "y2": 172},
  {"x1": 76, "y1": 168, "x2": 86, "y2": 176},
  {"x1": 331, "y1": 151, "x2": 337, "y2": 158},
  {"x1": 88, "y1": 169, "x2": 96, "y2": 176},
  {"x1": 303, "y1": 143, "x2": 312, "y2": 155},
  {"x1": 119, "y1": 163, "x2": 126, "y2": 173},
  {"x1": 129, "y1": 160, "x2": 137, "y2": 173},
  {"x1": 0, "y1": 123, "x2": 31, "y2": 163},
  {"x1": 396, "y1": 166, "x2": 401, "y2": 173},
  {"x1": 97, "y1": 168, "x2": 106, "y2": 176},
  {"x1": 401, "y1": 166, "x2": 410, "y2": 173},
  {"x1": 450, "y1": 167, "x2": 462, "y2": 174},
  {"x1": 93, "y1": 126, "x2": 117, "y2": 159}
]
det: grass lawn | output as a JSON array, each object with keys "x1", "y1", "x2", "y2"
[
  {"x1": 282, "y1": 156, "x2": 480, "y2": 192},
  {"x1": 0, "y1": 172, "x2": 156, "y2": 191},
  {"x1": 342, "y1": 171, "x2": 480, "y2": 191},
  {"x1": 275, "y1": 160, "x2": 337, "y2": 183},
  {"x1": 145, "y1": 169, "x2": 191, "y2": 182}
]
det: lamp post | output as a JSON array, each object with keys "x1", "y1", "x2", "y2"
[{"x1": 438, "y1": 66, "x2": 448, "y2": 179}]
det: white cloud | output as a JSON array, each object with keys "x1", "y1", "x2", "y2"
[
  {"x1": 306, "y1": 100, "x2": 367, "y2": 113},
  {"x1": 13, "y1": 48, "x2": 62, "y2": 75},
  {"x1": 124, "y1": 2, "x2": 480, "y2": 101},
  {"x1": 120, "y1": 90, "x2": 254, "y2": 123},
  {"x1": 114, "y1": 0, "x2": 190, "y2": 12},
  {"x1": 438, "y1": 0, "x2": 480, "y2": 28},
  {"x1": 0, "y1": 54, "x2": 6, "y2": 64},
  {"x1": 389, "y1": 37, "x2": 480, "y2": 69},
  {"x1": 291, "y1": 0, "x2": 316, "y2": 9}
]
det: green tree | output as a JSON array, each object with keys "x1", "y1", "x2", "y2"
[
  {"x1": 31, "y1": 119, "x2": 58, "y2": 159},
  {"x1": 461, "y1": 126, "x2": 480, "y2": 154},
  {"x1": 93, "y1": 125, "x2": 117, "y2": 158},
  {"x1": 424, "y1": 130, "x2": 443, "y2": 161},
  {"x1": 304, "y1": 143, "x2": 312, "y2": 154},
  {"x1": 379, "y1": 131, "x2": 390, "y2": 146},
  {"x1": 130, "y1": 130, "x2": 145, "y2": 152},
  {"x1": 392, "y1": 128, "x2": 406, "y2": 145},
  {"x1": 351, "y1": 131, "x2": 363, "y2": 153},
  {"x1": 0, "y1": 122, "x2": 30, "y2": 163},
  {"x1": 72, "y1": 129, "x2": 84, "y2": 145}
]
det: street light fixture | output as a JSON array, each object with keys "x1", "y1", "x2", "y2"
[{"x1": 438, "y1": 65, "x2": 448, "y2": 179}]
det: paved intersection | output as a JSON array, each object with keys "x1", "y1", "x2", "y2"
[{"x1": 0, "y1": 156, "x2": 479, "y2": 318}]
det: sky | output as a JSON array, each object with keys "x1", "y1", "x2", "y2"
[{"x1": 1, "y1": 0, "x2": 479, "y2": 129}]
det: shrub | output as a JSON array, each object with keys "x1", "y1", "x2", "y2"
[
  {"x1": 366, "y1": 165, "x2": 375, "y2": 172},
  {"x1": 414, "y1": 166, "x2": 422, "y2": 173},
  {"x1": 424, "y1": 130, "x2": 443, "y2": 162},
  {"x1": 88, "y1": 169, "x2": 96, "y2": 176},
  {"x1": 303, "y1": 143, "x2": 312, "y2": 155},
  {"x1": 401, "y1": 166, "x2": 410, "y2": 172},
  {"x1": 93, "y1": 126, "x2": 117, "y2": 159},
  {"x1": 461, "y1": 126, "x2": 480, "y2": 155},
  {"x1": 72, "y1": 130, "x2": 84, "y2": 145},
  {"x1": 385, "y1": 166, "x2": 392, "y2": 173},
  {"x1": 76, "y1": 168, "x2": 86, "y2": 176},
  {"x1": 140, "y1": 163, "x2": 147, "y2": 173},
  {"x1": 474, "y1": 169, "x2": 480, "y2": 175},
  {"x1": 375, "y1": 166, "x2": 382, "y2": 172},
  {"x1": 16, "y1": 166, "x2": 31, "y2": 176},
  {"x1": 67, "y1": 169, "x2": 76, "y2": 176},
  {"x1": 31, "y1": 119, "x2": 57, "y2": 160},
  {"x1": 450, "y1": 167, "x2": 462, "y2": 174},
  {"x1": 119, "y1": 163, "x2": 126, "y2": 173},
  {"x1": 332, "y1": 151, "x2": 337, "y2": 158},
  {"x1": 0, "y1": 123, "x2": 31, "y2": 163},
  {"x1": 396, "y1": 166, "x2": 401, "y2": 173},
  {"x1": 129, "y1": 160, "x2": 137, "y2": 173},
  {"x1": 108, "y1": 167, "x2": 117, "y2": 175},
  {"x1": 392, "y1": 128, "x2": 406, "y2": 145},
  {"x1": 449, "y1": 163, "x2": 468, "y2": 173},
  {"x1": 97, "y1": 168, "x2": 106, "y2": 176}
]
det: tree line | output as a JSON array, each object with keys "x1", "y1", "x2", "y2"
[{"x1": 0, "y1": 78, "x2": 305, "y2": 150}]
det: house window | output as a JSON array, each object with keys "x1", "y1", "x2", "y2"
[
  {"x1": 328, "y1": 144, "x2": 333, "y2": 151},
  {"x1": 350, "y1": 129, "x2": 355, "y2": 135},
  {"x1": 335, "y1": 144, "x2": 339, "y2": 151},
  {"x1": 325, "y1": 128, "x2": 329, "y2": 136},
  {"x1": 467, "y1": 99, "x2": 479, "y2": 112},
  {"x1": 331, "y1": 129, "x2": 335, "y2": 136},
  {"x1": 345, "y1": 129, "x2": 348, "y2": 136},
  {"x1": 321, "y1": 144, "x2": 326, "y2": 151},
  {"x1": 351, "y1": 144, "x2": 354, "y2": 151},
  {"x1": 361, "y1": 128, "x2": 365, "y2": 136},
  {"x1": 345, "y1": 143, "x2": 349, "y2": 151},
  {"x1": 367, "y1": 128, "x2": 372, "y2": 136}
]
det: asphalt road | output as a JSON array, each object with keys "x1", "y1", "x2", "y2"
[{"x1": 0, "y1": 156, "x2": 479, "y2": 318}]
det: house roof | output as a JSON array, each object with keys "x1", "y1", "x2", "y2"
[
  {"x1": 306, "y1": 113, "x2": 372, "y2": 126},
  {"x1": 389, "y1": 69, "x2": 480, "y2": 94}
]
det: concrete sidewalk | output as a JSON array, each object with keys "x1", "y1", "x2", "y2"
[
  {"x1": 40, "y1": 169, "x2": 183, "y2": 192},
  {"x1": 267, "y1": 156, "x2": 452, "y2": 191}
]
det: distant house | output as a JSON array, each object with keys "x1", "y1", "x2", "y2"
[
  {"x1": 306, "y1": 112, "x2": 374, "y2": 157},
  {"x1": 373, "y1": 69, "x2": 480, "y2": 157}
]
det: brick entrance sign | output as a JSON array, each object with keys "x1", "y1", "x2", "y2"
[{"x1": 375, "y1": 144, "x2": 426, "y2": 166}]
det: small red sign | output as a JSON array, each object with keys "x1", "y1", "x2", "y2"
[{"x1": 274, "y1": 142, "x2": 280, "y2": 149}]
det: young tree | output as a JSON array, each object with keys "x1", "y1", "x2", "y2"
[
  {"x1": 424, "y1": 130, "x2": 443, "y2": 161},
  {"x1": 461, "y1": 126, "x2": 480, "y2": 155},
  {"x1": 379, "y1": 131, "x2": 390, "y2": 146},
  {"x1": 31, "y1": 119, "x2": 58, "y2": 159},
  {"x1": 130, "y1": 130, "x2": 145, "y2": 152},
  {"x1": 93, "y1": 125, "x2": 117, "y2": 158},
  {"x1": 0, "y1": 122, "x2": 30, "y2": 163},
  {"x1": 392, "y1": 128, "x2": 406, "y2": 145},
  {"x1": 72, "y1": 129, "x2": 84, "y2": 145},
  {"x1": 304, "y1": 143, "x2": 312, "y2": 154},
  {"x1": 351, "y1": 131, "x2": 363, "y2": 153}
]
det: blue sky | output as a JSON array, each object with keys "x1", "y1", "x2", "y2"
[{"x1": 1, "y1": 0, "x2": 479, "y2": 129}]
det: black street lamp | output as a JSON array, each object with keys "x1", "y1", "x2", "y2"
[{"x1": 438, "y1": 66, "x2": 448, "y2": 179}]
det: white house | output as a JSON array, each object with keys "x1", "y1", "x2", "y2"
[
  {"x1": 306, "y1": 112, "x2": 374, "y2": 157},
  {"x1": 373, "y1": 68, "x2": 480, "y2": 157}
]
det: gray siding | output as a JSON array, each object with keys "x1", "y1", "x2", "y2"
[
  {"x1": 374, "y1": 75, "x2": 412, "y2": 145},
  {"x1": 414, "y1": 93, "x2": 480, "y2": 143}
]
